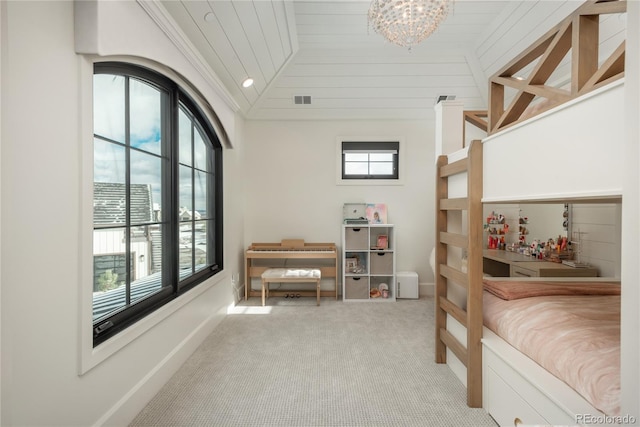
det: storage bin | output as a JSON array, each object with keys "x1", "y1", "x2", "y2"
[
  {"x1": 344, "y1": 227, "x2": 369, "y2": 250},
  {"x1": 370, "y1": 251, "x2": 393, "y2": 274},
  {"x1": 344, "y1": 276, "x2": 369, "y2": 299}
]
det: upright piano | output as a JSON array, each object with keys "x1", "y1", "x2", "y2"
[{"x1": 244, "y1": 239, "x2": 338, "y2": 300}]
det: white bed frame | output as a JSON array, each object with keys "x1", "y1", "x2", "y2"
[
  {"x1": 482, "y1": 327, "x2": 606, "y2": 426},
  {"x1": 479, "y1": 81, "x2": 625, "y2": 425},
  {"x1": 435, "y1": 35, "x2": 626, "y2": 427}
]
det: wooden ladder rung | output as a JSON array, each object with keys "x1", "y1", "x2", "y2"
[
  {"x1": 439, "y1": 264, "x2": 468, "y2": 289},
  {"x1": 440, "y1": 197, "x2": 468, "y2": 211},
  {"x1": 439, "y1": 296, "x2": 467, "y2": 328},
  {"x1": 439, "y1": 158, "x2": 468, "y2": 178},
  {"x1": 439, "y1": 231, "x2": 468, "y2": 249},
  {"x1": 439, "y1": 328, "x2": 468, "y2": 367}
]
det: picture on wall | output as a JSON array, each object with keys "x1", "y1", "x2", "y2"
[{"x1": 366, "y1": 203, "x2": 387, "y2": 224}]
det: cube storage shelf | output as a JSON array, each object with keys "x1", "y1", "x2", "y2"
[{"x1": 342, "y1": 224, "x2": 396, "y2": 301}]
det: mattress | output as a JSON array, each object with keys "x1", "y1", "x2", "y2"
[{"x1": 483, "y1": 290, "x2": 620, "y2": 416}]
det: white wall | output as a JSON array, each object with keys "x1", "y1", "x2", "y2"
[
  {"x1": 0, "y1": 2, "x2": 245, "y2": 425},
  {"x1": 243, "y1": 119, "x2": 436, "y2": 291}
]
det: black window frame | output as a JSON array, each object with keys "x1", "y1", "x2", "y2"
[
  {"x1": 341, "y1": 141, "x2": 399, "y2": 180},
  {"x1": 92, "y1": 62, "x2": 223, "y2": 347}
]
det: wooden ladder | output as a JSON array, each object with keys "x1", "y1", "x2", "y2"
[{"x1": 434, "y1": 140, "x2": 483, "y2": 408}]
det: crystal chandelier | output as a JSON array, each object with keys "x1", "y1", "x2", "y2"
[{"x1": 368, "y1": 0, "x2": 450, "y2": 50}]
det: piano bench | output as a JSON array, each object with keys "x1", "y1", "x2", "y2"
[{"x1": 261, "y1": 268, "x2": 322, "y2": 306}]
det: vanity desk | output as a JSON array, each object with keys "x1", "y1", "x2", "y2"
[{"x1": 483, "y1": 249, "x2": 599, "y2": 278}]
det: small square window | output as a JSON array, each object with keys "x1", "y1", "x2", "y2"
[{"x1": 341, "y1": 141, "x2": 399, "y2": 180}]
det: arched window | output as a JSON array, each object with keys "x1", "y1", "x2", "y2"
[{"x1": 92, "y1": 62, "x2": 223, "y2": 346}]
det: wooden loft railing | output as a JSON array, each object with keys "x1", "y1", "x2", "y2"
[
  {"x1": 435, "y1": 140, "x2": 483, "y2": 407},
  {"x1": 462, "y1": 111, "x2": 488, "y2": 148},
  {"x1": 489, "y1": 0, "x2": 627, "y2": 134},
  {"x1": 464, "y1": 111, "x2": 488, "y2": 133}
]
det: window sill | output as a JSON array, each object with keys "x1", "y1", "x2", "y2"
[
  {"x1": 79, "y1": 271, "x2": 227, "y2": 375},
  {"x1": 336, "y1": 178, "x2": 404, "y2": 186}
]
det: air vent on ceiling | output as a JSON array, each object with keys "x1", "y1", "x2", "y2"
[
  {"x1": 294, "y1": 95, "x2": 312, "y2": 105},
  {"x1": 435, "y1": 95, "x2": 456, "y2": 105}
]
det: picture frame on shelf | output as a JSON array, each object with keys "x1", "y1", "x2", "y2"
[
  {"x1": 346, "y1": 257, "x2": 358, "y2": 272},
  {"x1": 374, "y1": 235, "x2": 388, "y2": 249},
  {"x1": 366, "y1": 203, "x2": 387, "y2": 224}
]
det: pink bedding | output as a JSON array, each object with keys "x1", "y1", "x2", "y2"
[
  {"x1": 483, "y1": 291, "x2": 621, "y2": 415},
  {"x1": 483, "y1": 279, "x2": 621, "y2": 300}
]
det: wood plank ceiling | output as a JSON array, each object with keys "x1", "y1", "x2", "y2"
[{"x1": 159, "y1": 0, "x2": 626, "y2": 121}]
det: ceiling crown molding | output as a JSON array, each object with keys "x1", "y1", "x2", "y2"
[{"x1": 136, "y1": 0, "x2": 241, "y2": 112}]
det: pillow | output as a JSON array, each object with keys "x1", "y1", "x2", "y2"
[{"x1": 483, "y1": 279, "x2": 621, "y2": 300}]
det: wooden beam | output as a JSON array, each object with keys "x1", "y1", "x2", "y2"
[
  {"x1": 439, "y1": 231, "x2": 468, "y2": 249},
  {"x1": 439, "y1": 296, "x2": 467, "y2": 327},
  {"x1": 580, "y1": 0, "x2": 626, "y2": 15},
  {"x1": 488, "y1": 82, "x2": 504, "y2": 134},
  {"x1": 572, "y1": 14, "x2": 599, "y2": 93},
  {"x1": 494, "y1": 91, "x2": 536, "y2": 131},
  {"x1": 440, "y1": 158, "x2": 467, "y2": 178},
  {"x1": 529, "y1": 20, "x2": 573, "y2": 85},
  {"x1": 439, "y1": 264, "x2": 468, "y2": 289},
  {"x1": 435, "y1": 155, "x2": 449, "y2": 364},
  {"x1": 463, "y1": 110, "x2": 488, "y2": 132},
  {"x1": 493, "y1": 33, "x2": 555, "y2": 80},
  {"x1": 491, "y1": 76, "x2": 526, "y2": 91},
  {"x1": 466, "y1": 140, "x2": 484, "y2": 408},
  {"x1": 523, "y1": 85, "x2": 571, "y2": 103},
  {"x1": 580, "y1": 41, "x2": 625, "y2": 94},
  {"x1": 440, "y1": 198, "x2": 468, "y2": 211},
  {"x1": 440, "y1": 328, "x2": 468, "y2": 367}
]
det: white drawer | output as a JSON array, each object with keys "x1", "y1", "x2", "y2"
[
  {"x1": 482, "y1": 333, "x2": 581, "y2": 426},
  {"x1": 485, "y1": 366, "x2": 548, "y2": 427}
]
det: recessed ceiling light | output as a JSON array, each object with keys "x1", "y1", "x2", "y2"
[
  {"x1": 204, "y1": 12, "x2": 215, "y2": 22},
  {"x1": 242, "y1": 78, "x2": 254, "y2": 88}
]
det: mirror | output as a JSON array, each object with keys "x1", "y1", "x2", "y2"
[{"x1": 483, "y1": 202, "x2": 621, "y2": 278}]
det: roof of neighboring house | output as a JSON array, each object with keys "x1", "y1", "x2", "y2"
[
  {"x1": 92, "y1": 268, "x2": 200, "y2": 320},
  {"x1": 94, "y1": 182, "x2": 153, "y2": 225}
]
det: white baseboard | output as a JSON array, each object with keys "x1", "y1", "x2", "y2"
[
  {"x1": 419, "y1": 282, "x2": 434, "y2": 297},
  {"x1": 94, "y1": 308, "x2": 226, "y2": 427}
]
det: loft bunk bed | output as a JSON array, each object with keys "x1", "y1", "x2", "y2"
[{"x1": 434, "y1": 0, "x2": 627, "y2": 424}]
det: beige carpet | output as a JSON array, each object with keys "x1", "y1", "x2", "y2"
[{"x1": 130, "y1": 296, "x2": 497, "y2": 426}]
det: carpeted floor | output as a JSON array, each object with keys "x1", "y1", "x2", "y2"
[{"x1": 130, "y1": 296, "x2": 498, "y2": 426}]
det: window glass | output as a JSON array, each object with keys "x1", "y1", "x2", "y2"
[
  {"x1": 194, "y1": 170, "x2": 208, "y2": 216},
  {"x1": 94, "y1": 139, "x2": 126, "y2": 186},
  {"x1": 129, "y1": 78, "x2": 162, "y2": 155},
  {"x1": 93, "y1": 74, "x2": 125, "y2": 143},
  {"x1": 194, "y1": 220, "x2": 209, "y2": 271},
  {"x1": 194, "y1": 128, "x2": 207, "y2": 172},
  {"x1": 179, "y1": 164, "x2": 193, "y2": 212},
  {"x1": 342, "y1": 141, "x2": 399, "y2": 180},
  {"x1": 179, "y1": 109, "x2": 192, "y2": 166},
  {"x1": 130, "y1": 151, "x2": 162, "y2": 221}
]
